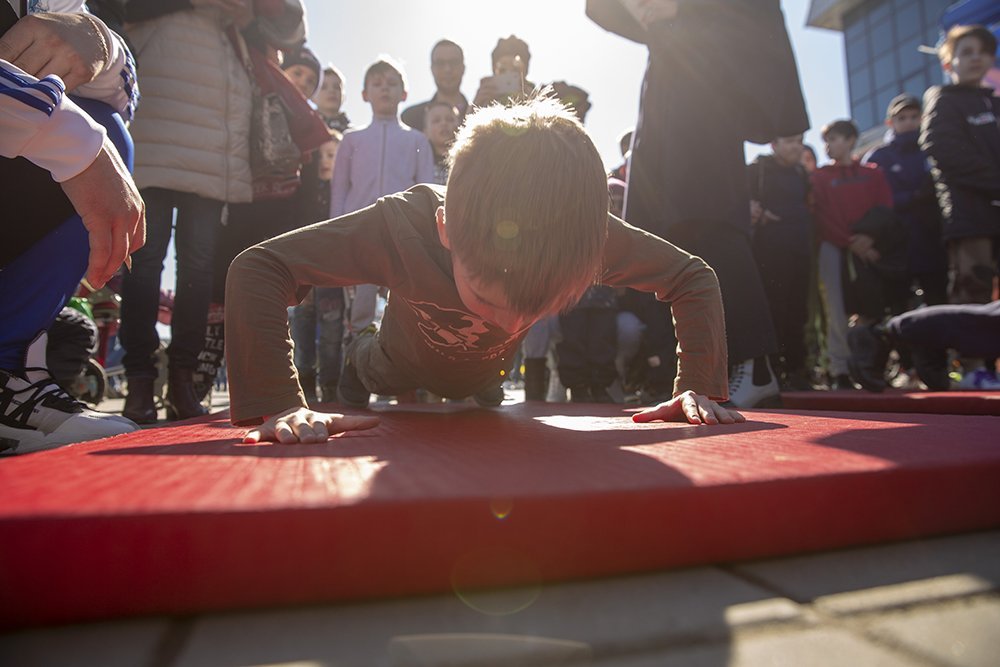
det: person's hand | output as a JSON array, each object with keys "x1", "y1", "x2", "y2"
[
  {"x1": 632, "y1": 390, "x2": 745, "y2": 426},
  {"x1": 749, "y1": 200, "x2": 763, "y2": 225},
  {"x1": 244, "y1": 406, "x2": 381, "y2": 444},
  {"x1": 848, "y1": 233, "x2": 880, "y2": 263},
  {"x1": 472, "y1": 76, "x2": 499, "y2": 107},
  {"x1": 0, "y1": 12, "x2": 110, "y2": 92},
  {"x1": 60, "y1": 137, "x2": 146, "y2": 289}
]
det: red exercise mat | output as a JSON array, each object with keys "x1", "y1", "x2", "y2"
[
  {"x1": 1, "y1": 404, "x2": 999, "y2": 628},
  {"x1": 781, "y1": 389, "x2": 1000, "y2": 415}
]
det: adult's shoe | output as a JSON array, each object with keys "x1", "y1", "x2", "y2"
[
  {"x1": 847, "y1": 323, "x2": 889, "y2": 393},
  {"x1": 166, "y1": 367, "x2": 208, "y2": 420},
  {"x1": 728, "y1": 357, "x2": 781, "y2": 408},
  {"x1": 1, "y1": 333, "x2": 137, "y2": 455},
  {"x1": 122, "y1": 376, "x2": 157, "y2": 424}
]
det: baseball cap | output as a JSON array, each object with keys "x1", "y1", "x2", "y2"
[{"x1": 887, "y1": 94, "x2": 921, "y2": 118}]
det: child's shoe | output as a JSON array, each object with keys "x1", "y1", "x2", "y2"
[
  {"x1": 589, "y1": 385, "x2": 614, "y2": 403},
  {"x1": 568, "y1": 385, "x2": 592, "y2": 403}
]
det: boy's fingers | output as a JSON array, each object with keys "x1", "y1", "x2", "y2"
[
  {"x1": 329, "y1": 414, "x2": 380, "y2": 434},
  {"x1": 243, "y1": 429, "x2": 262, "y2": 444},
  {"x1": 697, "y1": 400, "x2": 718, "y2": 425},
  {"x1": 274, "y1": 421, "x2": 297, "y2": 444},
  {"x1": 311, "y1": 420, "x2": 330, "y2": 442}
]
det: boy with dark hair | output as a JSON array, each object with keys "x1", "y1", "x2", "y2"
[
  {"x1": 812, "y1": 119, "x2": 894, "y2": 389},
  {"x1": 747, "y1": 134, "x2": 813, "y2": 390},
  {"x1": 865, "y1": 95, "x2": 948, "y2": 309},
  {"x1": 919, "y1": 24, "x2": 1000, "y2": 389},
  {"x1": 330, "y1": 56, "x2": 435, "y2": 341},
  {"x1": 224, "y1": 97, "x2": 741, "y2": 444}
]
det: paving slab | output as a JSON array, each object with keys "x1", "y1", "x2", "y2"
[
  {"x1": 579, "y1": 627, "x2": 925, "y2": 667},
  {"x1": 865, "y1": 595, "x2": 1000, "y2": 667},
  {"x1": 0, "y1": 618, "x2": 169, "y2": 667},
  {"x1": 172, "y1": 567, "x2": 800, "y2": 667},
  {"x1": 728, "y1": 531, "x2": 1000, "y2": 614}
]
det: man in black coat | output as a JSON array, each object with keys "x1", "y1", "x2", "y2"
[{"x1": 587, "y1": 0, "x2": 809, "y2": 408}]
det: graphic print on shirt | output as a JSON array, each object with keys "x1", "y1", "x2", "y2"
[{"x1": 403, "y1": 298, "x2": 514, "y2": 362}]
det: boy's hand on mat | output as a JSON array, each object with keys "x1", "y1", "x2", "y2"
[
  {"x1": 632, "y1": 391, "x2": 745, "y2": 426},
  {"x1": 244, "y1": 407, "x2": 380, "y2": 444}
]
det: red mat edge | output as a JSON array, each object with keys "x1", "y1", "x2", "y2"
[{"x1": 2, "y1": 462, "x2": 998, "y2": 629}]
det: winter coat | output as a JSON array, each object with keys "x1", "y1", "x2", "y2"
[
  {"x1": 920, "y1": 84, "x2": 1000, "y2": 241},
  {"x1": 746, "y1": 154, "x2": 812, "y2": 251},
  {"x1": 587, "y1": 0, "x2": 809, "y2": 237},
  {"x1": 864, "y1": 130, "x2": 948, "y2": 274},
  {"x1": 126, "y1": 8, "x2": 254, "y2": 203}
]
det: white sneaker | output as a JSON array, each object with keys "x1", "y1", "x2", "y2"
[
  {"x1": 0, "y1": 332, "x2": 138, "y2": 455},
  {"x1": 728, "y1": 357, "x2": 781, "y2": 409},
  {"x1": 955, "y1": 367, "x2": 1000, "y2": 391}
]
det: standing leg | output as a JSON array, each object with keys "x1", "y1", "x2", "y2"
[{"x1": 818, "y1": 241, "x2": 851, "y2": 385}]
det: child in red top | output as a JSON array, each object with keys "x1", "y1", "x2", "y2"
[{"x1": 811, "y1": 120, "x2": 893, "y2": 389}]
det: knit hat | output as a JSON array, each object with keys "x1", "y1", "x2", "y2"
[{"x1": 281, "y1": 45, "x2": 322, "y2": 96}]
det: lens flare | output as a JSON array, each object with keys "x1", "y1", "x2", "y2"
[{"x1": 451, "y1": 548, "x2": 541, "y2": 616}]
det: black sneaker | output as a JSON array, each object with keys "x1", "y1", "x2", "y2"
[
  {"x1": 1, "y1": 333, "x2": 137, "y2": 454},
  {"x1": 848, "y1": 323, "x2": 889, "y2": 393},
  {"x1": 568, "y1": 385, "x2": 592, "y2": 403}
]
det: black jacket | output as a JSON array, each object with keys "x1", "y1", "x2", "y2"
[
  {"x1": 919, "y1": 84, "x2": 1000, "y2": 241},
  {"x1": 587, "y1": 0, "x2": 809, "y2": 237},
  {"x1": 747, "y1": 154, "x2": 812, "y2": 248}
]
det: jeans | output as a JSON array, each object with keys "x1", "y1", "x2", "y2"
[
  {"x1": 289, "y1": 286, "x2": 345, "y2": 388},
  {"x1": 120, "y1": 188, "x2": 222, "y2": 378}
]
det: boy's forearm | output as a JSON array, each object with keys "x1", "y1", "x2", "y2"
[
  {"x1": 668, "y1": 264, "x2": 729, "y2": 401},
  {"x1": 225, "y1": 246, "x2": 308, "y2": 426}
]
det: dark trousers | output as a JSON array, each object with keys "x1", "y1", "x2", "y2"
[
  {"x1": 120, "y1": 187, "x2": 222, "y2": 378},
  {"x1": 753, "y1": 229, "x2": 810, "y2": 374},
  {"x1": 557, "y1": 308, "x2": 618, "y2": 389},
  {"x1": 887, "y1": 301, "x2": 1000, "y2": 358}
]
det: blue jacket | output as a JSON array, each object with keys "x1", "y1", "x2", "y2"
[{"x1": 864, "y1": 130, "x2": 947, "y2": 275}]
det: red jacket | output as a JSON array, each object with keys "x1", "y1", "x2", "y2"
[{"x1": 811, "y1": 161, "x2": 893, "y2": 248}]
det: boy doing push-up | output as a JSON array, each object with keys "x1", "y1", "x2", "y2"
[{"x1": 225, "y1": 96, "x2": 743, "y2": 443}]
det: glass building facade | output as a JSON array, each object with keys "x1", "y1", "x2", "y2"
[{"x1": 842, "y1": 0, "x2": 953, "y2": 132}]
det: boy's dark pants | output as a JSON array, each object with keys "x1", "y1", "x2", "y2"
[
  {"x1": 753, "y1": 227, "x2": 810, "y2": 375},
  {"x1": 557, "y1": 308, "x2": 618, "y2": 390}
]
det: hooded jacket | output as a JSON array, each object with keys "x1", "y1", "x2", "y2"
[
  {"x1": 864, "y1": 130, "x2": 948, "y2": 274},
  {"x1": 920, "y1": 84, "x2": 1000, "y2": 241}
]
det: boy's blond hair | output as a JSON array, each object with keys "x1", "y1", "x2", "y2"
[
  {"x1": 444, "y1": 94, "x2": 609, "y2": 318},
  {"x1": 938, "y1": 24, "x2": 997, "y2": 64}
]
